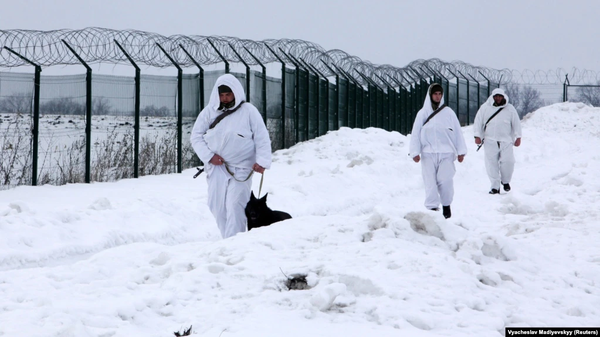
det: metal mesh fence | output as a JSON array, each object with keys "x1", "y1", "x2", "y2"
[
  {"x1": 2, "y1": 28, "x2": 599, "y2": 189},
  {"x1": 91, "y1": 74, "x2": 135, "y2": 182},
  {"x1": 0, "y1": 72, "x2": 34, "y2": 189},
  {"x1": 564, "y1": 84, "x2": 600, "y2": 107},
  {"x1": 182, "y1": 73, "x2": 202, "y2": 169},
  {"x1": 39, "y1": 74, "x2": 87, "y2": 185},
  {"x1": 138, "y1": 74, "x2": 177, "y2": 176}
]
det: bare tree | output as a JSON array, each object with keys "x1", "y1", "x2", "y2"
[
  {"x1": 0, "y1": 94, "x2": 32, "y2": 114},
  {"x1": 503, "y1": 83, "x2": 544, "y2": 117},
  {"x1": 141, "y1": 105, "x2": 171, "y2": 117},
  {"x1": 41, "y1": 97, "x2": 84, "y2": 115},
  {"x1": 520, "y1": 86, "x2": 544, "y2": 116},
  {"x1": 93, "y1": 97, "x2": 112, "y2": 115},
  {"x1": 574, "y1": 82, "x2": 600, "y2": 107},
  {"x1": 504, "y1": 83, "x2": 521, "y2": 112},
  {"x1": 0, "y1": 114, "x2": 32, "y2": 188}
]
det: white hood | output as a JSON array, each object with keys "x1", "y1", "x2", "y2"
[
  {"x1": 208, "y1": 73, "x2": 247, "y2": 111},
  {"x1": 485, "y1": 88, "x2": 510, "y2": 107},
  {"x1": 422, "y1": 83, "x2": 446, "y2": 113}
]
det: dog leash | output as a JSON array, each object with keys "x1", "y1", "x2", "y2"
[
  {"x1": 257, "y1": 172, "x2": 264, "y2": 197},
  {"x1": 197, "y1": 159, "x2": 264, "y2": 196},
  {"x1": 223, "y1": 160, "x2": 265, "y2": 197},
  {"x1": 223, "y1": 161, "x2": 254, "y2": 182},
  {"x1": 224, "y1": 161, "x2": 265, "y2": 198}
]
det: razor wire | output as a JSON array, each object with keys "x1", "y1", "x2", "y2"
[
  {"x1": 4, "y1": 28, "x2": 598, "y2": 190},
  {"x1": 3, "y1": 27, "x2": 583, "y2": 89}
]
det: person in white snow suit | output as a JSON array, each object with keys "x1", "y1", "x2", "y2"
[
  {"x1": 473, "y1": 88, "x2": 522, "y2": 194},
  {"x1": 190, "y1": 73, "x2": 272, "y2": 238},
  {"x1": 409, "y1": 83, "x2": 467, "y2": 219}
]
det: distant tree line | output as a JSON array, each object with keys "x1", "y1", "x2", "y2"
[
  {"x1": 0, "y1": 95, "x2": 199, "y2": 117},
  {"x1": 3, "y1": 85, "x2": 600, "y2": 120},
  {"x1": 573, "y1": 81, "x2": 600, "y2": 106},
  {"x1": 504, "y1": 83, "x2": 545, "y2": 118},
  {"x1": 503, "y1": 82, "x2": 600, "y2": 116}
]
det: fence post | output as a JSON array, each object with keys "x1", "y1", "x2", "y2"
[
  {"x1": 227, "y1": 43, "x2": 251, "y2": 103},
  {"x1": 3, "y1": 47, "x2": 41, "y2": 186},
  {"x1": 243, "y1": 46, "x2": 267, "y2": 123},
  {"x1": 62, "y1": 40, "x2": 92, "y2": 183},
  {"x1": 420, "y1": 66, "x2": 437, "y2": 86},
  {"x1": 339, "y1": 68, "x2": 362, "y2": 129},
  {"x1": 114, "y1": 40, "x2": 141, "y2": 178},
  {"x1": 286, "y1": 53, "x2": 311, "y2": 141},
  {"x1": 309, "y1": 62, "x2": 331, "y2": 136},
  {"x1": 466, "y1": 72, "x2": 481, "y2": 124},
  {"x1": 207, "y1": 38, "x2": 229, "y2": 73},
  {"x1": 156, "y1": 43, "x2": 183, "y2": 173},
  {"x1": 479, "y1": 71, "x2": 491, "y2": 98},
  {"x1": 293, "y1": 56, "x2": 316, "y2": 140},
  {"x1": 389, "y1": 75, "x2": 408, "y2": 134},
  {"x1": 403, "y1": 71, "x2": 419, "y2": 132},
  {"x1": 179, "y1": 44, "x2": 205, "y2": 110},
  {"x1": 331, "y1": 65, "x2": 350, "y2": 128},
  {"x1": 457, "y1": 69, "x2": 471, "y2": 125},
  {"x1": 355, "y1": 70, "x2": 382, "y2": 128},
  {"x1": 314, "y1": 65, "x2": 330, "y2": 135},
  {"x1": 333, "y1": 64, "x2": 360, "y2": 129},
  {"x1": 353, "y1": 70, "x2": 372, "y2": 127},
  {"x1": 409, "y1": 66, "x2": 429, "y2": 106},
  {"x1": 279, "y1": 49, "x2": 301, "y2": 143},
  {"x1": 320, "y1": 61, "x2": 338, "y2": 132},
  {"x1": 563, "y1": 74, "x2": 570, "y2": 102},
  {"x1": 332, "y1": 66, "x2": 350, "y2": 128},
  {"x1": 264, "y1": 44, "x2": 286, "y2": 148},
  {"x1": 351, "y1": 74, "x2": 364, "y2": 129},
  {"x1": 300, "y1": 59, "x2": 324, "y2": 138},
  {"x1": 376, "y1": 74, "x2": 397, "y2": 131},
  {"x1": 446, "y1": 68, "x2": 461, "y2": 119}
]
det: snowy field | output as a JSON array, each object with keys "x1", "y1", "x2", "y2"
[
  {"x1": 0, "y1": 102, "x2": 599, "y2": 336},
  {"x1": 0, "y1": 112, "x2": 190, "y2": 141},
  {"x1": 0, "y1": 113, "x2": 195, "y2": 187}
]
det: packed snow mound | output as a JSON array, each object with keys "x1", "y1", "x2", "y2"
[{"x1": 522, "y1": 102, "x2": 600, "y2": 137}]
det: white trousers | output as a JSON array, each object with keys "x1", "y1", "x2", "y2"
[
  {"x1": 420, "y1": 153, "x2": 456, "y2": 209},
  {"x1": 483, "y1": 140, "x2": 515, "y2": 189},
  {"x1": 206, "y1": 165, "x2": 253, "y2": 239}
]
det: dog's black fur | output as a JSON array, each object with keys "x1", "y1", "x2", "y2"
[{"x1": 245, "y1": 192, "x2": 292, "y2": 230}]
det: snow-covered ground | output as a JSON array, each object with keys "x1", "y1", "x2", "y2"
[{"x1": 0, "y1": 102, "x2": 599, "y2": 336}]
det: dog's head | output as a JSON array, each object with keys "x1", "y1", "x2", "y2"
[{"x1": 245, "y1": 191, "x2": 269, "y2": 230}]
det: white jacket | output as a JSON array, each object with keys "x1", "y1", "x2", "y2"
[
  {"x1": 190, "y1": 74, "x2": 272, "y2": 170},
  {"x1": 473, "y1": 88, "x2": 522, "y2": 143},
  {"x1": 409, "y1": 85, "x2": 467, "y2": 157}
]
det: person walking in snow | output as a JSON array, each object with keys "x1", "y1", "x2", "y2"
[
  {"x1": 190, "y1": 73, "x2": 272, "y2": 238},
  {"x1": 409, "y1": 83, "x2": 467, "y2": 219},
  {"x1": 473, "y1": 88, "x2": 522, "y2": 194}
]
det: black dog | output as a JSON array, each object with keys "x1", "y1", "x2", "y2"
[{"x1": 245, "y1": 191, "x2": 292, "y2": 230}]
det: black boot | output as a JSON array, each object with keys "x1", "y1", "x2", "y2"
[
  {"x1": 489, "y1": 188, "x2": 500, "y2": 195},
  {"x1": 442, "y1": 205, "x2": 451, "y2": 219},
  {"x1": 502, "y1": 183, "x2": 511, "y2": 192}
]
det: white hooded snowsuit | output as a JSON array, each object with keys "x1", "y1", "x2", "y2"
[
  {"x1": 190, "y1": 74, "x2": 272, "y2": 238},
  {"x1": 473, "y1": 88, "x2": 522, "y2": 190},
  {"x1": 409, "y1": 84, "x2": 467, "y2": 210}
]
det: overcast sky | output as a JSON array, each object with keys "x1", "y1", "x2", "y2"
[{"x1": 1, "y1": 0, "x2": 598, "y2": 72}]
